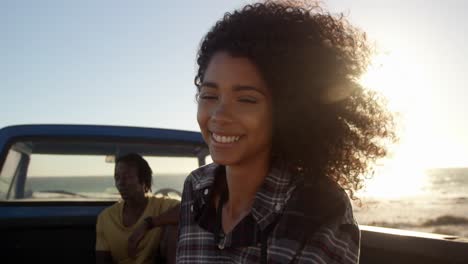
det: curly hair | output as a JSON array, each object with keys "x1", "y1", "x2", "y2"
[
  {"x1": 195, "y1": 1, "x2": 396, "y2": 197},
  {"x1": 116, "y1": 153, "x2": 153, "y2": 192}
]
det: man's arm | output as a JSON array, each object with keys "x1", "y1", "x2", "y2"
[
  {"x1": 149, "y1": 203, "x2": 180, "y2": 227},
  {"x1": 128, "y1": 204, "x2": 180, "y2": 258}
]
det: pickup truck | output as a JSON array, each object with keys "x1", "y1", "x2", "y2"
[{"x1": 1, "y1": 124, "x2": 467, "y2": 263}]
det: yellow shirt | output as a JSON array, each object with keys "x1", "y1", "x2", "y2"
[{"x1": 96, "y1": 195, "x2": 180, "y2": 264}]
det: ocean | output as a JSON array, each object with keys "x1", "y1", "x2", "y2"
[
  {"x1": 26, "y1": 168, "x2": 468, "y2": 238},
  {"x1": 353, "y1": 168, "x2": 468, "y2": 238},
  {"x1": 27, "y1": 174, "x2": 187, "y2": 196}
]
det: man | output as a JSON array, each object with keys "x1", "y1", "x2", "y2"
[{"x1": 96, "y1": 153, "x2": 180, "y2": 264}]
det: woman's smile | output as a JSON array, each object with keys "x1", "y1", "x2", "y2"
[{"x1": 211, "y1": 132, "x2": 241, "y2": 144}]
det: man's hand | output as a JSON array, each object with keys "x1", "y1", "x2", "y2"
[{"x1": 128, "y1": 222, "x2": 149, "y2": 259}]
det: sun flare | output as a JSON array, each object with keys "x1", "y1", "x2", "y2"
[{"x1": 358, "y1": 50, "x2": 434, "y2": 198}]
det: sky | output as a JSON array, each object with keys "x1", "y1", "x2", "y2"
[{"x1": 2, "y1": 0, "x2": 468, "y2": 171}]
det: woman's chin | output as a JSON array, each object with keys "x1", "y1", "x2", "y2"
[{"x1": 210, "y1": 156, "x2": 240, "y2": 166}]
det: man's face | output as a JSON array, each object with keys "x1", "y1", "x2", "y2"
[{"x1": 114, "y1": 162, "x2": 145, "y2": 200}]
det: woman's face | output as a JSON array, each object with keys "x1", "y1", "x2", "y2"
[{"x1": 197, "y1": 51, "x2": 273, "y2": 167}]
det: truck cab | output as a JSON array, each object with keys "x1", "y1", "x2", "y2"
[
  {"x1": 0, "y1": 124, "x2": 467, "y2": 263},
  {"x1": 0, "y1": 124, "x2": 208, "y2": 263}
]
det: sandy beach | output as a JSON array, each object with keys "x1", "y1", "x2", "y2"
[{"x1": 353, "y1": 195, "x2": 468, "y2": 238}]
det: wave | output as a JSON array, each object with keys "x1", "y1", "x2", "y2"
[
  {"x1": 421, "y1": 215, "x2": 468, "y2": 226},
  {"x1": 364, "y1": 214, "x2": 468, "y2": 229}
]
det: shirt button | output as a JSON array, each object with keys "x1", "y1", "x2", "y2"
[
  {"x1": 218, "y1": 238, "x2": 225, "y2": 250},
  {"x1": 275, "y1": 203, "x2": 282, "y2": 212},
  {"x1": 204, "y1": 189, "x2": 209, "y2": 195},
  {"x1": 190, "y1": 205, "x2": 194, "y2": 212}
]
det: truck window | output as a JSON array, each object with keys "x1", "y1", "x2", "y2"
[
  {"x1": 0, "y1": 139, "x2": 203, "y2": 201},
  {"x1": 0, "y1": 149, "x2": 22, "y2": 199},
  {"x1": 22, "y1": 154, "x2": 197, "y2": 200},
  {"x1": 26, "y1": 154, "x2": 118, "y2": 200}
]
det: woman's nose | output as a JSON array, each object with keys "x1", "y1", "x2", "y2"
[{"x1": 211, "y1": 99, "x2": 233, "y2": 123}]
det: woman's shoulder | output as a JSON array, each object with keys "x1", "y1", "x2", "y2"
[
  {"x1": 280, "y1": 176, "x2": 357, "y2": 236},
  {"x1": 183, "y1": 163, "x2": 219, "y2": 192},
  {"x1": 304, "y1": 177, "x2": 354, "y2": 224},
  {"x1": 273, "y1": 178, "x2": 360, "y2": 263}
]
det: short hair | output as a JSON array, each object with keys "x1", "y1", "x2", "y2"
[
  {"x1": 195, "y1": 1, "x2": 396, "y2": 197},
  {"x1": 115, "y1": 153, "x2": 153, "y2": 192}
]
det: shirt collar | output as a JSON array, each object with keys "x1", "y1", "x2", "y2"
[
  {"x1": 190, "y1": 162, "x2": 298, "y2": 230},
  {"x1": 190, "y1": 163, "x2": 218, "y2": 191}
]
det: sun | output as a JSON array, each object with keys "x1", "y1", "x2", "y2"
[
  {"x1": 360, "y1": 50, "x2": 433, "y2": 113},
  {"x1": 358, "y1": 153, "x2": 428, "y2": 199},
  {"x1": 357, "y1": 50, "x2": 435, "y2": 198}
]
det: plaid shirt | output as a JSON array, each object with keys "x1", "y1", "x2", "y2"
[{"x1": 176, "y1": 163, "x2": 360, "y2": 264}]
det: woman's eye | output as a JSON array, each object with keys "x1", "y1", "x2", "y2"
[
  {"x1": 199, "y1": 94, "x2": 218, "y2": 100},
  {"x1": 238, "y1": 97, "x2": 257, "y2": 104}
]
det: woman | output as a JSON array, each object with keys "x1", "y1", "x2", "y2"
[
  {"x1": 96, "y1": 153, "x2": 180, "y2": 264},
  {"x1": 177, "y1": 1, "x2": 395, "y2": 263}
]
